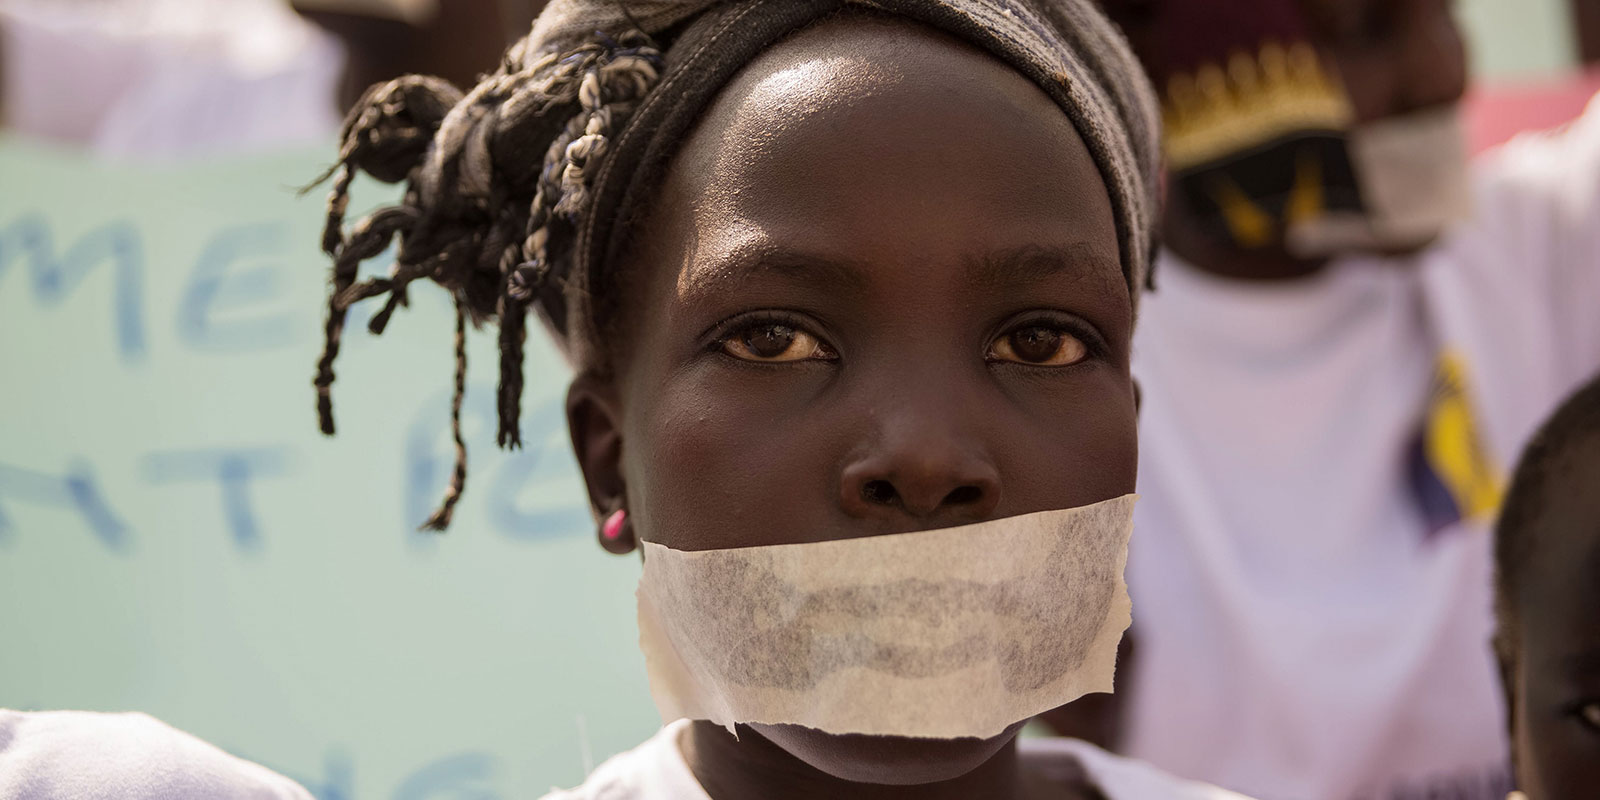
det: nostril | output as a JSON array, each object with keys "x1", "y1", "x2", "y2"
[
  {"x1": 862, "y1": 480, "x2": 898, "y2": 506},
  {"x1": 943, "y1": 485, "x2": 984, "y2": 507}
]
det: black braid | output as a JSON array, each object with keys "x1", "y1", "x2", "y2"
[
  {"x1": 494, "y1": 114, "x2": 580, "y2": 448},
  {"x1": 320, "y1": 166, "x2": 354, "y2": 257},
  {"x1": 421, "y1": 302, "x2": 471, "y2": 531},
  {"x1": 313, "y1": 206, "x2": 421, "y2": 434},
  {"x1": 497, "y1": 295, "x2": 530, "y2": 449},
  {"x1": 306, "y1": 29, "x2": 664, "y2": 530}
]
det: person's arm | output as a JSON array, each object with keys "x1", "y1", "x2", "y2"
[
  {"x1": 1467, "y1": 89, "x2": 1600, "y2": 385},
  {"x1": 0, "y1": 710, "x2": 313, "y2": 799},
  {"x1": 1529, "y1": 90, "x2": 1600, "y2": 381}
]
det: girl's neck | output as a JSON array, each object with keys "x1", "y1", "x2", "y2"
[{"x1": 682, "y1": 721, "x2": 1028, "y2": 800}]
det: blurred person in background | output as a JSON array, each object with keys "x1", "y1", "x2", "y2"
[
  {"x1": 0, "y1": 0, "x2": 541, "y2": 158},
  {"x1": 1578, "y1": 0, "x2": 1600, "y2": 65},
  {"x1": 0, "y1": 0, "x2": 344, "y2": 157},
  {"x1": 1037, "y1": 1, "x2": 1600, "y2": 799},
  {"x1": 291, "y1": 0, "x2": 545, "y2": 109}
]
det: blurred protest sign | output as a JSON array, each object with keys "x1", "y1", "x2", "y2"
[{"x1": 0, "y1": 137, "x2": 656, "y2": 798}]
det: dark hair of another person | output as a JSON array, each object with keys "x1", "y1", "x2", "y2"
[{"x1": 1494, "y1": 372, "x2": 1600, "y2": 664}]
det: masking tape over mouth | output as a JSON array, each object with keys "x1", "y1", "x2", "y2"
[{"x1": 636, "y1": 494, "x2": 1137, "y2": 739}]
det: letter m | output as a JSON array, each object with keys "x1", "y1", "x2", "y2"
[{"x1": 0, "y1": 214, "x2": 145, "y2": 361}]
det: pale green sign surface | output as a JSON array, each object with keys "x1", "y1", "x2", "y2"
[
  {"x1": 0, "y1": 137, "x2": 658, "y2": 797},
  {"x1": 1459, "y1": 0, "x2": 1579, "y2": 80}
]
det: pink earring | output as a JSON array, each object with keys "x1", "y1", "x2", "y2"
[{"x1": 602, "y1": 509, "x2": 627, "y2": 541}]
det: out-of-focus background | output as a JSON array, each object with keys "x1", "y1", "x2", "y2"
[{"x1": 0, "y1": 0, "x2": 1595, "y2": 797}]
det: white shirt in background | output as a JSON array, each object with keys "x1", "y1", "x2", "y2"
[
  {"x1": 0, "y1": 710, "x2": 313, "y2": 799},
  {"x1": 0, "y1": 0, "x2": 343, "y2": 158},
  {"x1": 543, "y1": 719, "x2": 1255, "y2": 800},
  {"x1": 1124, "y1": 94, "x2": 1600, "y2": 800}
]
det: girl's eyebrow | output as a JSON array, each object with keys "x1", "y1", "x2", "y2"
[
  {"x1": 679, "y1": 243, "x2": 871, "y2": 301},
  {"x1": 963, "y1": 242, "x2": 1121, "y2": 294},
  {"x1": 678, "y1": 241, "x2": 1119, "y2": 301}
]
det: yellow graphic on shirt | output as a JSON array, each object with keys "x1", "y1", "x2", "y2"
[
  {"x1": 1285, "y1": 148, "x2": 1325, "y2": 226},
  {"x1": 1207, "y1": 147, "x2": 1325, "y2": 248},
  {"x1": 1209, "y1": 173, "x2": 1275, "y2": 248},
  {"x1": 1423, "y1": 351, "x2": 1504, "y2": 522}
]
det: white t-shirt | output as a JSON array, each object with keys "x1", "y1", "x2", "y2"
[
  {"x1": 0, "y1": 0, "x2": 344, "y2": 157},
  {"x1": 542, "y1": 719, "x2": 1254, "y2": 800},
  {"x1": 1124, "y1": 94, "x2": 1600, "y2": 800},
  {"x1": 0, "y1": 709, "x2": 313, "y2": 799}
]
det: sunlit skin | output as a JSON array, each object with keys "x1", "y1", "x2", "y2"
[
  {"x1": 1503, "y1": 438, "x2": 1600, "y2": 800},
  {"x1": 564, "y1": 13, "x2": 1137, "y2": 800},
  {"x1": 1102, "y1": 0, "x2": 1469, "y2": 281}
]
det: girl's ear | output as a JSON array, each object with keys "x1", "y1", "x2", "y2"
[{"x1": 566, "y1": 373, "x2": 634, "y2": 554}]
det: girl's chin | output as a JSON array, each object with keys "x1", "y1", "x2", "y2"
[{"x1": 747, "y1": 720, "x2": 1026, "y2": 785}]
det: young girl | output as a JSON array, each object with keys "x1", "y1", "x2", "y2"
[{"x1": 311, "y1": 1, "x2": 1245, "y2": 797}]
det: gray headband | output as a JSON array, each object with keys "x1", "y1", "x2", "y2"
[{"x1": 540, "y1": 0, "x2": 1163, "y2": 366}]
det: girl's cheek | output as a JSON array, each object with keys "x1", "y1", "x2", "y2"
[
  {"x1": 991, "y1": 371, "x2": 1138, "y2": 498},
  {"x1": 630, "y1": 365, "x2": 838, "y2": 550}
]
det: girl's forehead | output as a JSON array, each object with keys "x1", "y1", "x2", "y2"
[
  {"x1": 650, "y1": 15, "x2": 1125, "y2": 310},
  {"x1": 698, "y1": 14, "x2": 1056, "y2": 149}
]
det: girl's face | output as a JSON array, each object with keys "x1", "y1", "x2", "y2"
[{"x1": 568, "y1": 15, "x2": 1137, "y2": 784}]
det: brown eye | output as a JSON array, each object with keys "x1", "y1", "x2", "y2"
[
  {"x1": 720, "y1": 323, "x2": 833, "y2": 363},
  {"x1": 988, "y1": 325, "x2": 1088, "y2": 366}
]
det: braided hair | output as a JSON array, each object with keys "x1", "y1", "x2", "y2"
[
  {"x1": 307, "y1": 0, "x2": 1162, "y2": 532},
  {"x1": 308, "y1": 31, "x2": 663, "y2": 530}
]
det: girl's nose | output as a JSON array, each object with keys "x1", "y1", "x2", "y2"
[{"x1": 838, "y1": 430, "x2": 1002, "y2": 525}]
